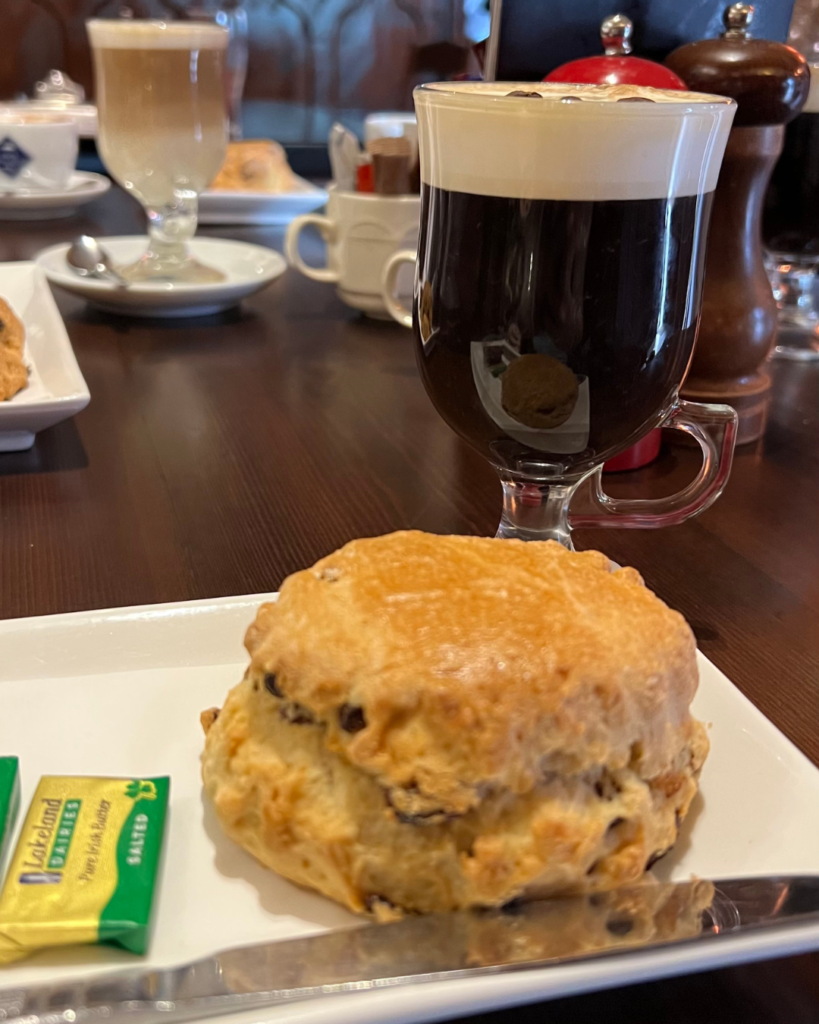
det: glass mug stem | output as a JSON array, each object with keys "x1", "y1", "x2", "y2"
[
  {"x1": 121, "y1": 192, "x2": 224, "y2": 284},
  {"x1": 495, "y1": 400, "x2": 738, "y2": 549}
]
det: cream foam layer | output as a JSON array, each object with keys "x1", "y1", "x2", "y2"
[
  {"x1": 87, "y1": 19, "x2": 228, "y2": 50},
  {"x1": 415, "y1": 82, "x2": 735, "y2": 202}
]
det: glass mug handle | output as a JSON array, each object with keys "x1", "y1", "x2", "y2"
[
  {"x1": 284, "y1": 214, "x2": 340, "y2": 283},
  {"x1": 569, "y1": 400, "x2": 738, "y2": 530},
  {"x1": 382, "y1": 249, "x2": 416, "y2": 329}
]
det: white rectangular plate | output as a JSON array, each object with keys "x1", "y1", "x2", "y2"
[
  {"x1": 199, "y1": 177, "x2": 328, "y2": 225},
  {"x1": 1, "y1": 594, "x2": 818, "y2": 1023},
  {"x1": 0, "y1": 262, "x2": 90, "y2": 451}
]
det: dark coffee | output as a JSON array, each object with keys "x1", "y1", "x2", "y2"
[
  {"x1": 414, "y1": 186, "x2": 713, "y2": 475},
  {"x1": 763, "y1": 111, "x2": 819, "y2": 259}
]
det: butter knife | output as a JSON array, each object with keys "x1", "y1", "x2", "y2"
[{"x1": 1, "y1": 876, "x2": 817, "y2": 1024}]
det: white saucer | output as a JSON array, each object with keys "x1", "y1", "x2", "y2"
[
  {"x1": 34, "y1": 236, "x2": 288, "y2": 318},
  {"x1": 0, "y1": 172, "x2": 110, "y2": 220},
  {"x1": 199, "y1": 176, "x2": 327, "y2": 225}
]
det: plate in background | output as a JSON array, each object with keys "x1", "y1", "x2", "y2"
[
  {"x1": 0, "y1": 593, "x2": 817, "y2": 1020},
  {"x1": 0, "y1": 261, "x2": 90, "y2": 452},
  {"x1": 0, "y1": 172, "x2": 110, "y2": 221},
  {"x1": 35, "y1": 236, "x2": 288, "y2": 318},
  {"x1": 199, "y1": 175, "x2": 327, "y2": 225}
]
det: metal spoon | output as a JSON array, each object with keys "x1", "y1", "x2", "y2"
[{"x1": 67, "y1": 235, "x2": 129, "y2": 287}]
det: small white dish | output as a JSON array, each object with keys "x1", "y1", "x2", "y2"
[
  {"x1": 0, "y1": 171, "x2": 110, "y2": 220},
  {"x1": 0, "y1": 261, "x2": 90, "y2": 452},
  {"x1": 34, "y1": 236, "x2": 288, "y2": 318},
  {"x1": 0, "y1": 592, "x2": 817, "y2": 1018},
  {"x1": 199, "y1": 175, "x2": 328, "y2": 226}
]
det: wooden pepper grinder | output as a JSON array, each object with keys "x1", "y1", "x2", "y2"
[{"x1": 666, "y1": 4, "x2": 809, "y2": 444}]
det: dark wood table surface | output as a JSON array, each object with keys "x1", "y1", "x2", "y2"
[{"x1": 1, "y1": 187, "x2": 818, "y2": 1022}]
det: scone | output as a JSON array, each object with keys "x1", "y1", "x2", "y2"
[
  {"x1": 0, "y1": 297, "x2": 27, "y2": 401},
  {"x1": 501, "y1": 354, "x2": 579, "y2": 429},
  {"x1": 201, "y1": 532, "x2": 708, "y2": 917},
  {"x1": 210, "y1": 140, "x2": 297, "y2": 192}
]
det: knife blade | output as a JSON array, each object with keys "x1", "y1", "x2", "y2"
[{"x1": 1, "y1": 876, "x2": 817, "y2": 1024}]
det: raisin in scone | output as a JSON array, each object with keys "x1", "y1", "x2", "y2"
[{"x1": 201, "y1": 531, "x2": 708, "y2": 916}]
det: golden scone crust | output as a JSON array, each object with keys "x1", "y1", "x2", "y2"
[
  {"x1": 210, "y1": 139, "x2": 297, "y2": 192},
  {"x1": 0, "y1": 297, "x2": 27, "y2": 401},
  {"x1": 202, "y1": 532, "x2": 708, "y2": 915}
]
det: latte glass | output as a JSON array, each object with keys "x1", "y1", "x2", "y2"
[
  {"x1": 87, "y1": 19, "x2": 229, "y2": 283},
  {"x1": 385, "y1": 82, "x2": 739, "y2": 549}
]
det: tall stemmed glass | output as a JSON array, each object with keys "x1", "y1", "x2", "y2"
[
  {"x1": 384, "y1": 82, "x2": 738, "y2": 549},
  {"x1": 87, "y1": 19, "x2": 229, "y2": 283}
]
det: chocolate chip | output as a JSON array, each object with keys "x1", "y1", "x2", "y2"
[
  {"x1": 606, "y1": 916, "x2": 634, "y2": 936},
  {"x1": 264, "y1": 673, "x2": 283, "y2": 698},
  {"x1": 280, "y1": 702, "x2": 314, "y2": 725},
  {"x1": 338, "y1": 703, "x2": 366, "y2": 733},
  {"x1": 365, "y1": 893, "x2": 397, "y2": 913},
  {"x1": 384, "y1": 788, "x2": 451, "y2": 825},
  {"x1": 506, "y1": 90, "x2": 542, "y2": 98},
  {"x1": 594, "y1": 772, "x2": 621, "y2": 800}
]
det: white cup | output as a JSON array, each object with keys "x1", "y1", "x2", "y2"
[
  {"x1": 285, "y1": 186, "x2": 420, "y2": 318},
  {"x1": 0, "y1": 112, "x2": 78, "y2": 193}
]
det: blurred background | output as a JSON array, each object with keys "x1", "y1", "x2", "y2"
[
  {"x1": 0, "y1": 0, "x2": 488, "y2": 151},
  {"x1": 2, "y1": 0, "x2": 817, "y2": 166}
]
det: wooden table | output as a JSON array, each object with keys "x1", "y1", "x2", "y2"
[{"x1": 1, "y1": 187, "x2": 818, "y2": 1021}]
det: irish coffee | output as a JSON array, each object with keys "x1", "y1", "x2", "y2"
[
  {"x1": 413, "y1": 83, "x2": 733, "y2": 475},
  {"x1": 89, "y1": 21, "x2": 228, "y2": 209}
]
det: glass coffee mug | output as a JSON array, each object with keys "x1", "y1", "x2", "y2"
[
  {"x1": 87, "y1": 19, "x2": 229, "y2": 283},
  {"x1": 383, "y1": 82, "x2": 738, "y2": 549}
]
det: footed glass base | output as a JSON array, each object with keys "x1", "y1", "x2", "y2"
[{"x1": 121, "y1": 250, "x2": 225, "y2": 284}]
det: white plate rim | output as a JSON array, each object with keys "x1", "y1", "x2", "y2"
[
  {"x1": 0, "y1": 591, "x2": 817, "y2": 1021},
  {"x1": 0, "y1": 172, "x2": 110, "y2": 206},
  {"x1": 0, "y1": 261, "x2": 90, "y2": 417},
  {"x1": 34, "y1": 236, "x2": 288, "y2": 298},
  {"x1": 200, "y1": 175, "x2": 327, "y2": 203}
]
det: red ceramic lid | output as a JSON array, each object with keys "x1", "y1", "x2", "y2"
[{"x1": 544, "y1": 14, "x2": 687, "y2": 90}]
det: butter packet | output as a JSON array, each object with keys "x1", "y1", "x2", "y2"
[
  {"x1": 0, "y1": 776, "x2": 169, "y2": 965},
  {"x1": 0, "y1": 758, "x2": 21, "y2": 877}
]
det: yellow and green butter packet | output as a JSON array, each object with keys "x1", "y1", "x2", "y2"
[
  {"x1": 0, "y1": 776, "x2": 169, "y2": 965},
  {"x1": 0, "y1": 758, "x2": 21, "y2": 878}
]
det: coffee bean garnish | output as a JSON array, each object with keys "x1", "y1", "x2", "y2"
[
  {"x1": 506, "y1": 90, "x2": 542, "y2": 98},
  {"x1": 280, "y1": 702, "x2": 314, "y2": 725},
  {"x1": 338, "y1": 703, "x2": 367, "y2": 733},
  {"x1": 264, "y1": 673, "x2": 283, "y2": 698},
  {"x1": 606, "y1": 916, "x2": 634, "y2": 936}
]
